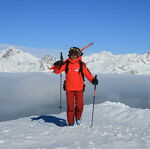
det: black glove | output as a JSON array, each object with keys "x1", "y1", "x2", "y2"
[
  {"x1": 53, "y1": 60, "x2": 63, "y2": 66},
  {"x1": 92, "y1": 78, "x2": 98, "y2": 85}
]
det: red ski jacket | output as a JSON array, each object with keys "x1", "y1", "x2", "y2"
[{"x1": 53, "y1": 57, "x2": 94, "y2": 91}]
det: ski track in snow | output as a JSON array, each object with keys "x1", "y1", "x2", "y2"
[{"x1": 0, "y1": 101, "x2": 150, "y2": 149}]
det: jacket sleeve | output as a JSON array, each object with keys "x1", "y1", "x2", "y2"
[
  {"x1": 82, "y1": 63, "x2": 94, "y2": 83},
  {"x1": 53, "y1": 63, "x2": 66, "y2": 74}
]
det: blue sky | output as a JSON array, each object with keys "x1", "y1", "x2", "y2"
[{"x1": 0, "y1": 0, "x2": 150, "y2": 55}]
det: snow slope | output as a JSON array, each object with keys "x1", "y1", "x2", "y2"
[
  {"x1": 0, "y1": 47, "x2": 55, "y2": 72},
  {"x1": 83, "y1": 51, "x2": 150, "y2": 75},
  {"x1": 0, "y1": 101, "x2": 150, "y2": 149}
]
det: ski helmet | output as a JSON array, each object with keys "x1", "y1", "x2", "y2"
[{"x1": 68, "y1": 47, "x2": 83, "y2": 57}]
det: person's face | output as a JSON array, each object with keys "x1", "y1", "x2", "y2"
[{"x1": 70, "y1": 53, "x2": 78, "y2": 60}]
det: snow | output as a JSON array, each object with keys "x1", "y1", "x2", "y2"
[
  {"x1": 0, "y1": 46, "x2": 150, "y2": 148},
  {"x1": 0, "y1": 102, "x2": 150, "y2": 149},
  {"x1": 83, "y1": 51, "x2": 150, "y2": 75},
  {"x1": 0, "y1": 47, "x2": 55, "y2": 72}
]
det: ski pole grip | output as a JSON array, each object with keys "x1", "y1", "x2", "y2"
[
  {"x1": 95, "y1": 75, "x2": 97, "y2": 79},
  {"x1": 60, "y1": 52, "x2": 63, "y2": 62},
  {"x1": 94, "y1": 75, "x2": 97, "y2": 90},
  {"x1": 59, "y1": 52, "x2": 64, "y2": 68}
]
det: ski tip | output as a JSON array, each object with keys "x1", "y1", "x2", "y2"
[{"x1": 80, "y1": 42, "x2": 94, "y2": 52}]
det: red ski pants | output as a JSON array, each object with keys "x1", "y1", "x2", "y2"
[{"x1": 66, "y1": 91, "x2": 84, "y2": 124}]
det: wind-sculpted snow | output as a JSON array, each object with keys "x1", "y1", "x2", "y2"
[
  {"x1": 0, "y1": 73, "x2": 150, "y2": 122},
  {"x1": 0, "y1": 102, "x2": 150, "y2": 149}
]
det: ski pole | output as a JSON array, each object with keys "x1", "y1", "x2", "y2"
[
  {"x1": 58, "y1": 52, "x2": 63, "y2": 112},
  {"x1": 90, "y1": 75, "x2": 97, "y2": 128}
]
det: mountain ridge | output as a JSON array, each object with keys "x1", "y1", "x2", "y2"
[
  {"x1": 0, "y1": 46, "x2": 150, "y2": 74},
  {"x1": 83, "y1": 50, "x2": 150, "y2": 75}
]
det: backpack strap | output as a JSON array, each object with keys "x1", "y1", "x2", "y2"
[
  {"x1": 79, "y1": 61, "x2": 85, "y2": 81},
  {"x1": 65, "y1": 60, "x2": 70, "y2": 74}
]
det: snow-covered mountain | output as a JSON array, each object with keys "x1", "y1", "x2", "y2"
[
  {"x1": 0, "y1": 47, "x2": 55, "y2": 72},
  {"x1": 83, "y1": 51, "x2": 150, "y2": 75},
  {"x1": 0, "y1": 46, "x2": 150, "y2": 74}
]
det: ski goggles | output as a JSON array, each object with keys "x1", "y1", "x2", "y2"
[
  {"x1": 69, "y1": 48, "x2": 80, "y2": 55},
  {"x1": 69, "y1": 47, "x2": 80, "y2": 53}
]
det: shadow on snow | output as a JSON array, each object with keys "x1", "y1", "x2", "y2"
[{"x1": 31, "y1": 115, "x2": 67, "y2": 127}]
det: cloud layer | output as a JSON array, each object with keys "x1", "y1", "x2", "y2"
[{"x1": 0, "y1": 73, "x2": 150, "y2": 122}]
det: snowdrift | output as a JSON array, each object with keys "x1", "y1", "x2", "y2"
[{"x1": 0, "y1": 101, "x2": 150, "y2": 149}]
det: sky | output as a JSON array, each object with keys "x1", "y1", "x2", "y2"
[{"x1": 0, "y1": 0, "x2": 150, "y2": 55}]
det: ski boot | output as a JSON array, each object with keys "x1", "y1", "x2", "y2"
[
  {"x1": 76, "y1": 119, "x2": 81, "y2": 125},
  {"x1": 68, "y1": 123, "x2": 74, "y2": 126}
]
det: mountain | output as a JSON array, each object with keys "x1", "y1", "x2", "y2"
[
  {"x1": 0, "y1": 46, "x2": 150, "y2": 74},
  {"x1": 0, "y1": 101, "x2": 150, "y2": 149},
  {"x1": 0, "y1": 44, "x2": 62, "y2": 58},
  {"x1": 83, "y1": 51, "x2": 150, "y2": 75},
  {"x1": 0, "y1": 47, "x2": 55, "y2": 72}
]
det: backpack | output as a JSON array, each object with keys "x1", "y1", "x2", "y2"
[{"x1": 63, "y1": 60, "x2": 85, "y2": 91}]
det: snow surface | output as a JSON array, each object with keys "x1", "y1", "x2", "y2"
[{"x1": 0, "y1": 101, "x2": 150, "y2": 149}]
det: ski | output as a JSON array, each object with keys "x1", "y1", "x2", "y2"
[{"x1": 80, "y1": 42, "x2": 94, "y2": 52}]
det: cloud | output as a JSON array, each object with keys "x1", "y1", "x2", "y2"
[
  {"x1": 0, "y1": 73, "x2": 150, "y2": 122},
  {"x1": 87, "y1": 74, "x2": 150, "y2": 109}
]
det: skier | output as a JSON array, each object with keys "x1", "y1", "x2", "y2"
[{"x1": 53, "y1": 47, "x2": 98, "y2": 126}]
